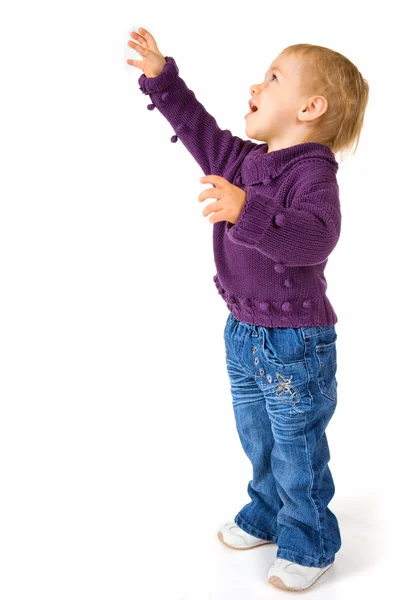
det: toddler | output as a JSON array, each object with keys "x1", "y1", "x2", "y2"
[{"x1": 127, "y1": 29, "x2": 369, "y2": 592}]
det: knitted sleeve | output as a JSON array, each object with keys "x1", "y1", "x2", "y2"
[
  {"x1": 226, "y1": 181, "x2": 341, "y2": 267},
  {"x1": 138, "y1": 56, "x2": 256, "y2": 182}
]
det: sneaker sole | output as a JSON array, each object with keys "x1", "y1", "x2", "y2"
[
  {"x1": 217, "y1": 530, "x2": 271, "y2": 550},
  {"x1": 268, "y1": 562, "x2": 333, "y2": 591}
]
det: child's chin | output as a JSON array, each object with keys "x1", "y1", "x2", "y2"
[{"x1": 245, "y1": 127, "x2": 261, "y2": 141}]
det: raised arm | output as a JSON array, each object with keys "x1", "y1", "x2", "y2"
[{"x1": 137, "y1": 55, "x2": 257, "y2": 182}]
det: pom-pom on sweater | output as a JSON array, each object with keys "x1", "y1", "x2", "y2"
[{"x1": 138, "y1": 56, "x2": 342, "y2": 328}]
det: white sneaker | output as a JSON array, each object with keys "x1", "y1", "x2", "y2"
[
  {"x1": 217, "y1": 520, "x2": 273, "y2": 550},
  {"x1": 268, "y1": 557, "x2": 333, "y2": 591}
]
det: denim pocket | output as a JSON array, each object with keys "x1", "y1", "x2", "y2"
[
  {"x1": 262, "y1": 326, "x2": 307, "y2": 367},
  {"x1": 315, "y1": 338, "x2": 338, "y2": 402}
]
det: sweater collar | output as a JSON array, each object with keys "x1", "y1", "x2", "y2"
[{"x1": 241, "y1": 142, "x2": 339, "y2": 185}]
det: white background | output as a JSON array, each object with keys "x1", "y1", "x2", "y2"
[{"x1": 0, "y1": 1, "x2": 398, "y2": 598}]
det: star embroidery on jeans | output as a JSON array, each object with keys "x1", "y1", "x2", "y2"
[{"x1": 275, "y1": 372, "x2": 295, "y2": 397}]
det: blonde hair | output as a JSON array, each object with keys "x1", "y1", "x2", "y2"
[{"x1": 279, "y1": 44, "x2": 369, "y2": 163}]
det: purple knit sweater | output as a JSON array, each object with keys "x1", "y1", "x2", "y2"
[{"x1": 138, "y1": 56, "x2": 342, "y2": 328}]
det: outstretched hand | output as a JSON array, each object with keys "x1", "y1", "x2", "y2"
[
  {"x1": 126, "y1": 27, "x2": 166, "y2": 78},
  {"x1": 198, "y1": 175, "x2": 247, "y2": 225}
]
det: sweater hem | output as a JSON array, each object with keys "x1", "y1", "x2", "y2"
[{"x1": 213, "y1": 275, "x2": 338, "y2": 328}]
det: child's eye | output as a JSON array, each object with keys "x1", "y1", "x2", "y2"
[{"x1": 270, "y1": 73, "x2": 277, "y2": 81}]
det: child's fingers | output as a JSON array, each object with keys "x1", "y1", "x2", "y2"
[
  {"x1": 134, "y1": 27, "x2": 159, "y2": 51},
  {"x1": 126, "y1": 59, "x2": 142, "y2": 69},
  {"x1": 128, "y1": 39, "x2": 146, "y2": 54},
  {"x1": 129, "y1": 31, "x2": 148, "y2": 47},
  {"x1": 138, "y1": 27, "x2": 154, "y2": 44}
]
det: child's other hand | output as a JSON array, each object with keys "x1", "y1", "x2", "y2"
[
  {"x1": 198, "y1": 175, "x2": 247, "y2": 225},
  {"x1": 126, "y1": 27, "x2": 166, "y2": 78}
]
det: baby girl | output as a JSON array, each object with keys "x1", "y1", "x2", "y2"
[{"x1": 127, "y1": 28, "x2": 369, "y2": 592}]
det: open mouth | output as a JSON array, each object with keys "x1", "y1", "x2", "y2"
[{"x1": 245, "y1": 105, "x2": 258, "y2": 118}]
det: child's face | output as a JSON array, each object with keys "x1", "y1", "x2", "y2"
[{"x1": 246, "y1": 52, "x2": 309, "y2": 148}]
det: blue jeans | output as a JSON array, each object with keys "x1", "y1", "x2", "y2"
[{"x1": 223, "y1": 312, "x2": 341, "y2": 568}]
